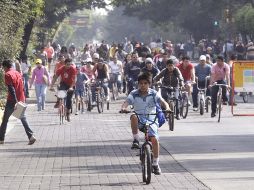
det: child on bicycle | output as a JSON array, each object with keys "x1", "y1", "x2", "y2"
[
  {"x1": 121, "y1": 72, "x2": 170, "y2": 175},
  {"x1": 74, "y1": 65, "x2": 88, "y2": 115}
]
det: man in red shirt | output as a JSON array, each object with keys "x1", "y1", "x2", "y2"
[
  {"x1": 50, "y1": 58, "x2": 76, "y2": 121},
  {"x1": 177, "y1": 56, "x2": 195, "y2": 105},
  {"x1": 0, "y1": 60, "x2": 36, "y2": 145}
]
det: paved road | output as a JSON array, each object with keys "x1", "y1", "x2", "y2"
[{"x1": 0, "y1": 98, "x2": 209, "y2": 190}]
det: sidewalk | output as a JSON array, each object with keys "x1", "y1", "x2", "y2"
[{"x1": 0, "y1": 98, "x2": 209, "y2": 190}]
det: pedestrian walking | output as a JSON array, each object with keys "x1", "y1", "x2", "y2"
[
  {"x1": 0, "y1": 60, "x2": 36, "y2": 145},
  {"x1": 30, "y1": 59, "x2": 51, "y2": 111}
]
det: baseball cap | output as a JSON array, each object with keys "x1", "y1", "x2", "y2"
[
  {"x1": 85, "y1": 57, "x2": 92, "y2": 63},
  {"x1": 93, "y1": 53, "x2": 99, "y2": 59},
  {"x1": 35, "y1": 59, "x2": 42, "y2": 64},
  {"x1": 199, "y1": 55, "x2": 206, "y2": 61},
  {"x1": 145, "y1": 57, "x2": 154, "y2": 64}
]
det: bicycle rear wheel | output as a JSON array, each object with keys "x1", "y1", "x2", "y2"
[
  {"x1": 142, "y1": 144, "x2": 152, "y2": 184},
  {"x1": 205, "y1": 97, "x2": 210, "y2": 113},
  {"x1": 96, "y1": 89, "x2": 105, "y2": 113},
  {"x1": 181, "y1": 94, "x2": 189, "y2": 119},
  {"x1": 200, "y1": 99, "x2": 204, "y2": 115},
  {"x1": 217, "y1": 94, "x2": 222, "y2": 122}
]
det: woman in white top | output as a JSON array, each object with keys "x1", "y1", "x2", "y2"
[{"x1": 108, "y1": 56, "x2": 123, "y2": 92}]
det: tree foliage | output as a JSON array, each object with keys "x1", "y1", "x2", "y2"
[{"x1": 112, "y1": 0, "x2": 254, "y2": 41}]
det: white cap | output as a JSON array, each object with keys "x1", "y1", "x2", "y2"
[
  {"x1": 85, "y1": 58, "x2": 92, "y2": 62},
  {"x1": 145, "y1": 57, "x2": 154, "y2": 64},
  {"x1": 199, "y1": 55, "x2": 206, "y2": 61},
  {"x1": 93, "y1": 53, "x2": 99, "y2": 59}
]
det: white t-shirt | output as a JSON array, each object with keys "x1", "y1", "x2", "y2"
[
  {"x1": 21, "y1": 62, "x2": 31, "y2": 74},
  {"x1": 108, "y1": 60, "x2": 122, "y2": 74}
]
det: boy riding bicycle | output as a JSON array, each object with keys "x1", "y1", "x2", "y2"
[{"x1": 121, "y1": 72, "x2": 170, "y2": 175}]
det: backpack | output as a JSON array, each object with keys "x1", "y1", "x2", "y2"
[{"x1": 156, "y1": 103, "x2": 166, "y2": 128}]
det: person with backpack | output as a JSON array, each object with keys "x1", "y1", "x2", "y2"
[
  {"x1": 120, "y1": 72, "x2": 170, "y2": 175},
  {"x1": 153, "y1": 59, "x2": 184, "y2": 120}
]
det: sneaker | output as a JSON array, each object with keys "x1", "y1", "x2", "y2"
[
  {"x1": 54, "y1": 101, "x2": 60, "y2": 108},
  {"x1": 131, "y1": 139, "x2": 139, "y2": 149},
  {"x1": 223, "y1": 101, "x2": 228, "y2": 105},
  {"x1": 0, "y1": 141, "x2": 4, "y2": 145},
  {"x1": 75, "y1": 111, "x2": 78, "y2": 115},
  {"x1": 92, "y1": 101, "x2": 96, "y2": 106},
  {"x1": 152, "y1": 165, "x2": 161, "y2": 175},
  {"x1": 28, "y1": 136, "x2": 36, "y2": 145},
  {"x1": 211, "y1": 112, "x2": 216, "y2": 118},
  {"x1": 66, "y1": 113, "x2": 70, "y2": 122},
  {"x1": 188, "y1": 101, "x2": 192, "y2": 106},
  {"x1": 193, "y1": 107, "x2": 198, "y2": 111}
]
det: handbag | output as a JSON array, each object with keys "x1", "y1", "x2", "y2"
[{"x1": 42, "y1": 67, "x2": 49, "y2": 85}]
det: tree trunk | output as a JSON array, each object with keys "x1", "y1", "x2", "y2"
[{"x1": 20, "y1": 19, "x2": 35, "y2": 58}]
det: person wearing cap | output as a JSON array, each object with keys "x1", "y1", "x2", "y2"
[
  {"x1": 192, "y1": 55, "x2": 211, "y2": 111},
  {"x1": 50, "y1": 58, "x2": 76, "y2": 121},
  {"x1": 141, "y1": 58, "x2": 159, "y2": 82},
  {"x1": 0, "y1": 60, "x2": 36, "y2": 145},
  {"x1": 92, "y1": 53, "x2": 100, "y2": 64},
  {"x1": 92, "y1": 58, "x2": 110, "y2": 104},
  {"x1": 153, "y1": 59, "x2": 184, "y2": 120},
  {"x1": 81, "y1": 58, "x2": 95, "y2": 80},
  {"x1": 30, "y1": 59, "x2": 51, "y2": 111}
]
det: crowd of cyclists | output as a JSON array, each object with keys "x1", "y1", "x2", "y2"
[{"x1": 19, "y1": 37, "x2": 248, "y2": 122}]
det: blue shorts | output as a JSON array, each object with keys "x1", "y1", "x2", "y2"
[
  {"x1": 75, "y1": 89, "x2": 84, "y2": 97},
  {"x1": 130, "y1": 114, "x2": 159, "y2": 139}
]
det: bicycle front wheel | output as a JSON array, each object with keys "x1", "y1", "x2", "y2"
[
  {"x1": 168, "y1": 101, "x2": 174, "y2": 131},
  {"x1": 142, "y1": 144, "x2": 152, "y2": 184},
  {"x1": 217, "y1": 94, "x2": 222, "y2": 122}
]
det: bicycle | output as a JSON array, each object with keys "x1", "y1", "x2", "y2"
[
  {"x1": 211, "y1": 83, "x2": 230, "y2": 123},
  {"x1": 119, "y1": 110, "x2": 170, "y2": 184},
  {"x1": 56, "y1": 90, "x2": 67, "y2": 124},
  {"x1": 196, "y1": 77, "x2": 211, "y2": 115},
  {"x1": 109, "y1": 73, "x2": 120, "y2": 101},
  {"x1": 95, "y1": 79, "x2": 110, "y2": 113},
  {"x1": 158, "y1": 85, "x2": 178, "y2": 131},
  {"x1": 84, "y1": 83, "x2": 93, "y2": 111},
  {"x1": 179, "y1": 89, "x2": 189, "y2": 119}
]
